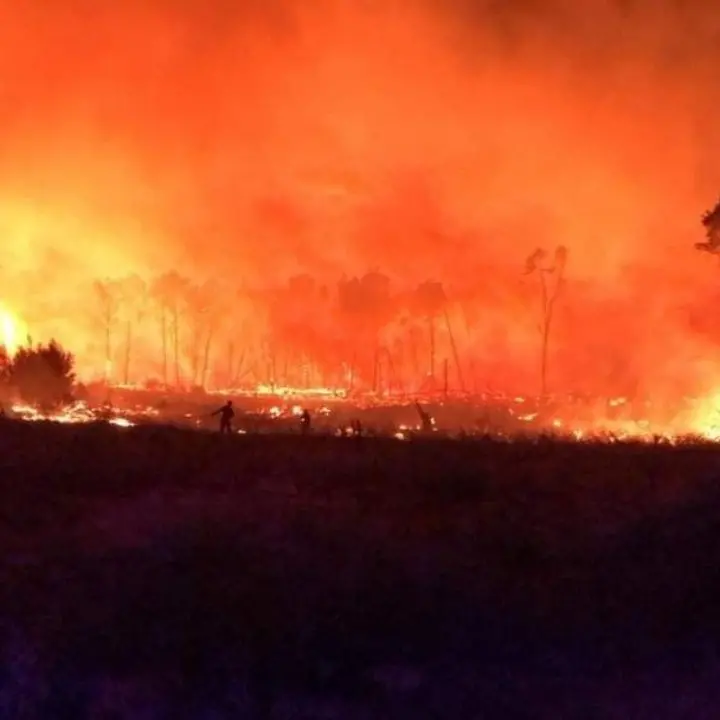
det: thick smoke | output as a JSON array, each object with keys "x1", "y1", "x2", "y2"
[{"x1": 0, "y1": 0, "x2": 719, "y2": 394}]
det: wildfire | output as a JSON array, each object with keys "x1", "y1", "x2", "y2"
[
  {"x1": 0, "y1": 304, "x2": 27, "y2": 357},
  {"x1": 9, "y1": 401, "x2": 136, "y2": 427},
  {"x1": 686, "y1": 393, "x2": 720, "y2": 441},
  {"x1": 252, "y1": 384, "x2": 347, "y2": 399},
  {"x1": 5, "y1": 381, "x2": 720, "y2": 447}
]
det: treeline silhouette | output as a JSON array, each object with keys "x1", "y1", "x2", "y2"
[
  {"x1": 87, "y1": 257, "x2": 708, "y2": 399},
  {"x1": 91, "y1": 270, "x2": 466, "y2": 393}
]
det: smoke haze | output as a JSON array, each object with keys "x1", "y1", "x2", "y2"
[{"x1": 1, "y1": 0, "x2": 719, "y2": 393}]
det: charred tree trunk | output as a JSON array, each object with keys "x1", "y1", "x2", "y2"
[
  {"x1": 123, "y1": 321, "x2": 131, "y2": 386},
  {"x1": 227, "y1": 341, "x2": 234, "y2": 387},
  {"x1": 104, "y1": 318, "x2": 112, "y2": 383},
  {"x1": 172, "y1": 306, "x2": 180, "y2": 388},
  {"x1": 527, "y1": 246, "x2": 567, "y2": 402},
  {"x1": 540, "y1": 273, "x2": 550, "y2": 400},
  {"x1": 189, "y1": 343, "x2": 199, "y2": 388},
  {"x1": 539, "y1": 269, "x2": 563, "y2": 401},
  {"x1": 348, "y1": 353, "x2": 356, "y2": 394},
  {"x1": 160, "y1": 310, "x2": 168, "y2": 387},
  {"x1": 201, "y1": 329, "x2": 213, "y2": 389},
  {"x1": 302, "y1": 354, "x2": 310, "y2": 389},
  {"x1": 444, "y1": 309, "x2": 466, "y2": 393},
  {"x1": 384, "y1": 347, "x2": 402, "y2": 396},
  {"x1": 428, "y1": 315, "x2": 436, "y2": 381},
  {"x1": 372, "y1": 345, "x2": 380, "y2": 394},
  {"x1": 409, "y1": 330, "x2": 420, "y2": 392},
  {"x1": 269, "y1": 351, "x2": 277, "y2": 391},
  {"x1": 230, "y1": 348, "x2": 246, "y2": 387}
]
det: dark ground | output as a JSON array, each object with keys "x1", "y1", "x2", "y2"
[{"x1": 1, "y1": 420, "x2": 720, "y2": 718}]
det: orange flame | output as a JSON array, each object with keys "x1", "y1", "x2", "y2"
[{"x1": 0, "y1": 305, "x2": 26, "y2": 357}]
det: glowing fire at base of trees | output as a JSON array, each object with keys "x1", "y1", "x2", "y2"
[
  {"x1": 2, "y1": 303, "x2": 720, "y2": 444},
  {"x1": 3, "y1": 197, "x2": 720, "y2": 444}
]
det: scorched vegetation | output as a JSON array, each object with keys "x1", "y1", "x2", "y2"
[{"x1": 0, "y1": 339, "x2": 76, "y2": 410}]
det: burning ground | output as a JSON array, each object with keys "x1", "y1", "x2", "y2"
[{"x1": 8, "y1": 385, "x2": 720, "y2": 446}]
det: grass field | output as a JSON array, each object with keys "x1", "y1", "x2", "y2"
[{"x1": 1, "y1": 420, "x2": 720, "y2": 718}]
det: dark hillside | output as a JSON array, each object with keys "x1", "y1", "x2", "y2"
[{"x1": 0, "y1": 421, "x2": 719, "y2": 718}]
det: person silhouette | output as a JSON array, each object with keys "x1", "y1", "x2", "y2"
[
  {"x1": 415, "y1": 402, "x2": 434, "y2": 432},
  {"x1": 300, "y1": 408, "x2": 311, "y2": 435},
  {"x1": 212, "y1": 400, "x2": 235, "y2": 434}
]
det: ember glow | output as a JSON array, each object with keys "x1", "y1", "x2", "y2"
[
  {"x1": 6, "y1": 385, "x2": 720, "y2": 445},
  {"x1": 0, "y1": 1, "x2": 720, "y2": 407},
  {"x1": 10, "y1": 401, "x2": 137, "y2": 427}
]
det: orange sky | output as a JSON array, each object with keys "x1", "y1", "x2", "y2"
[{"x1": 0, "y1": 0, "x2": 719, "y2": 393}]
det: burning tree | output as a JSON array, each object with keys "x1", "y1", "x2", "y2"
[
  {"x1": 697, "y1": 198, "x2": 720, "y2": 255},
  {"x1": 184, "y1": 279, "x2": 221, "y2": 389},
  {"x1": 7, "y1": 340, "x2": 75, "y2": 409},
  {"x1": 413, "y1": 280, "x2": 447, "y2": 386},
  {"x1": 151, "y1": 271, "x2": 191, "y2": 387},
  {"x1": 338, "y1": 271, "x2": 393, "y2": 392},
  {"x1": 93, "y1": 279, "x2": 121, "y2": 382},
  {"x1": 525, "y1": 245, "x2": 569, "y2": 399},
  {"x1": 117, "y1": 274, "x2": 147, "y2": 386}
]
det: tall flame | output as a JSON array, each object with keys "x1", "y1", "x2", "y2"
[{"x1": 0, "y1": 305, "x2": 26, "y2": 357}]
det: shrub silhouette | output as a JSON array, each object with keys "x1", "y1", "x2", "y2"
[{"x1": 8, "y1": 341, "x2": 76, "y2": 409}]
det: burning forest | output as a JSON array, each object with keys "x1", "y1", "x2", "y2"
[{"x1": 0, "y1": 0, "x2": 719, "y2": 433}]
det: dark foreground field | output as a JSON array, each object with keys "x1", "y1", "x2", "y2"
[{"x1": 2, "y1": 423, "x2": 720, "y2": 718}]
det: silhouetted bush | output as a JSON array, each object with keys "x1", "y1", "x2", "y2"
[{"x1": 7, "y1": 340, "x2": 76, "y2": 409}]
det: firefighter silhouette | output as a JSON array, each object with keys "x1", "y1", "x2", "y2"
[
  {"x1": 300, "y1": 408, "x2": 311, "y2": 435},
  {"x1": 212, "y1": 400, "x2": 235, "y2": 434}
]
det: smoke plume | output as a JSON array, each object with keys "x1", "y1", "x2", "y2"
[{"x1": 0, "y1": 0, "x2": 719, "y2": 393}]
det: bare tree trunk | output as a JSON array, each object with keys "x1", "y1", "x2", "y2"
[
  {"x1": 409, "y1": 331, "x2": 419, "y2": 392},
  {"x1": 104, "y1": 313, "x2": 112, "y2": 384},
  {"x1": 269, "y1": 352, "x2": 276, "y2": 391},
  {"x1": 227, "y1": 341, "x2": 234, "y2": 387},
  {"x1": 384, "y1": 347, "x2": 403, "y2": 396},
  {"x1": 540, "y1": 321, "x2": 550, "y2": 399},
  {"x1": 230, "y1": 348, "x2": 246, "y2": 387},
  {"x1": 539, "y1": 270, "x2": 563, "y2": 401},
  {"x1": 348, "y1": 353, "x2": 356, "y2": 394},
  {"x1": 302, "y1": 354, "x2": 310, "y2": 389},
  {"x1": 201, "y1": 329, "x2": 213, "y2": 389},
  {"x1": 190, "y1": 319, "x2": 205, "y2": 387},
  {"x1": 372, "y1": 345, "x2": 380, "y2": 394},
  {"x1": 191, "y1": 347, "x2": 200, "y2": 388},
  {"x1": 444, "y1": 309, "x2": 466, "y2": 393},
  {"x1": 172, "y1": 307, "x2": 180, "y2": 387},
  {"x1": 428, "y1": 315, "x2": 435, "y2": 380},
  {"x1": 123, "y1": 321, "x2": 131, "y2": 386},
  {"x1": 539, "y1": 273, "x2": 549, "y2": 399},
  {"x1": 161, "y1": 310, "x2": 168, "y2": 387}
]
